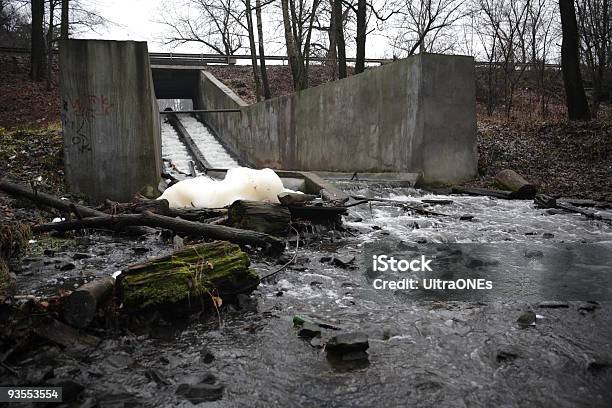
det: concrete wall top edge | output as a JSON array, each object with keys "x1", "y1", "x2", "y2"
[
  {"x1": 215, "y1": 53, "x2": 473, "y2": 110},
  {"x1": 201, "y1": 71, "x2": 249, "y2": 107},
  {"x1": 60, "y1": 38, "x2": 149, "y2": 45}
]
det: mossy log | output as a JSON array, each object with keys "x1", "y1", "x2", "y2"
[
  {"x1": 228, "y1": 200, "x2": 291, "y2": 236},
  {"x1": 117, "y1": 241, "x2": 259, "y2": 313}
]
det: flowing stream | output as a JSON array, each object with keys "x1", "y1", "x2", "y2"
[{"x1": 9, "y1": 123, "x2": 612, "y2": 407}]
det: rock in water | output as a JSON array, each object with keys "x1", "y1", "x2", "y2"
[
  {"x1": 326, "y1": 332, "x2": 369, "y2": 354},
  {"x1": 517, "y1": 311, "x2": 536, "y2": 327},
  {"x1": 117, "y1": 241, "x2": 259, "y2": 313},
  {"x1": 298, "y1": 322, "x2": 322, "y2": 339},
  {"x1": 176, "y1": 383, "x2": 224, "y2": 403}
]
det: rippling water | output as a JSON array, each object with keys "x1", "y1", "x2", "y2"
[{"x1": 72, "y1": 183, "x2": 612, "y2": 407}]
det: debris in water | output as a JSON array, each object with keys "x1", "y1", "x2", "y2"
[{"x1": 517, "y1": 311, "x2": 537, "y2": 327}]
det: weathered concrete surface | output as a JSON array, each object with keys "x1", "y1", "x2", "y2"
[
  {"x1": 60, "y1": 39, "x2": 161, "y2": 202},
  {"x1": 196, "y1": 54, "x2": 477, "y2": 184}
]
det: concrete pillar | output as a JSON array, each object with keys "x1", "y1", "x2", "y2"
[{"x1": 59, "y1": 39, "x2": 161, "y2": 203}]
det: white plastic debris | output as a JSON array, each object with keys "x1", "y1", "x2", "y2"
[
  {"x1": 52, "y1": 217, "x2": 66, "y2": 223},
  {"x1": 159, "y1": 167, "x2": 290, "y2": 208},
  {"x1": 112, "y1": 270, "x2": 122, "y2": 280},
  {"x1": 28, "y1": 239, "x2": 37, "y2": 244}
]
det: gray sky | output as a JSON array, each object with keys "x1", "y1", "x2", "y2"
[{"x1": 76, "y1": 0, "x2": 396, "y2": 57}]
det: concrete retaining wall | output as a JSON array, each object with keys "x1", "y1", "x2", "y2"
[
  {"x1": 197, "y1": 53, "x2": 477, "y2": 184},
  {"x1": 60, "y1": 39, "x2": 161, "y2": 202}
]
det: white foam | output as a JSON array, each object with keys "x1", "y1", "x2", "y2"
[{"x1": 159, "y1": 167, "x2": 287, "y2": 208}]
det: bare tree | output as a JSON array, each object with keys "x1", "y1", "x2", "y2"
[
  {"x1": 244, "y1": 0, "x2": 262, "y2": 100},
  {"x1": 161, "y1": 0, "x2": 244, "y2": 55},
  {"x1": 559, "y1": 0, "x2": 591, "y2": 119},
  {"x1": 389, "y1": 0, "x2": 467, "y2": 57},
  {"x1": 332, "y1": 0, "x2": 347, "y2": 77},
  {"x1": 60, "y1": 0, "x2": 68, "y2": 39},
  {"x1": 31, "y1": 0, "x2": 45, "y2": 81},
  {"x1": 46, "y1": 0, "x2": 57, "y2": 90},
  {"x1": 281, "y1": 0, "x2": 322, "y2": 90},
  {"x1": 576, "y1": 0, "x2": 610, "y2": 116},
  {"x1": 255, "y1": 0, "x2": 271, "y2": 98}
]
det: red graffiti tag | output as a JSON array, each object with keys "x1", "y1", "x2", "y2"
[{"x1": 70, "y1": 95, "x2": 113, "y2": 117}]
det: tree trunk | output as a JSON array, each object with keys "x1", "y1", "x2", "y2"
[
  {"x1": 117, "y1": 241, "x2": 260, "y2": 313},
  {"x1": 245, "y1": 0, "x2": 262, "y2": 101},
  {"x1": 33, "y1": 211, "x2": 286, "y2": 253},
  {"x1": 559, "y1": 0, "x2": 591, "y2": 120},
  {"x1": 63, "y1": 277, "x2": 114, "y2": 328},
  {"x1": 494, "y1": 169, "x2": 537, "y2": 199},
  {"x1": 46, "y1": 0, "x2": 55, "y2": 90},
  {"x1": 334, "y1": 0, "x2": 347, "y2": 78},
  {"x1": 30, "y1": 0, "x2": 46, "y2": 81},
  {"x1": 327, "y1": 0, "x2": 338, "y2": 79},
  {"x1": 227, "y1": 200, "x2": 291, "y2": 236},
  {"x1": 281, "y1": 0, "x2": 302, "y2": 90},
  {"x1": 255, "y1": 0, "x2": 271, "y2": 99},
  {"x1": 61, "y1": 0, "x2": 69, "y2": 39},
  {"x1": 355, "y1": 0, "x2": 366, "y2": 74}
]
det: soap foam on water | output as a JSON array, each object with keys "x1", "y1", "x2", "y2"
[{"x1": 159, "y1": 167, "x2": 288, "y2": 208}]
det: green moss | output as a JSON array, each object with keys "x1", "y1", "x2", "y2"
[{"x1": 119, "y1": 241, "x2": 259, "y2": 311}]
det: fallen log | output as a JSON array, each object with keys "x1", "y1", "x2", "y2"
[
  {"x1": 277, "y1": 192, "x2": 317, "y2": 205},
  {"x1": 0, "y1": 179, "x2": 151, "y2": 234},
  {"x1": 451, "y1": 186, "x2": 513, "y2": 199},
  {"x1": 32, "y1": 316, "x2": 100, "y2": 348},
  {"x1": 62, "y1": 277, "x2": 115, "y2": 328},
  {"x1": 534, "y1": 194, "x2": 612, "y2": 224},
  {"x1": 494, "y1": 170, "x2": 537, "y2": 199},
  {"x1": 287, "y1": 205, "x2": 349, "y2": 224},
  {"x1": 103, "y1": 198, "x2": 227, "y2": 221},
  {"x1": 0, "y1": 178, "x2": 104, "y2": 218},
  {"x1": 33, "y1": 211, "x2": 285, "y2": 253},
  {"x1": 117, "y1": 241, "x2": 259, "y2": 312},
  {"x1": 228, "y1": 200, "x2": 291, "y2": 236},
  {"x1": 349, "y1": 195, "x2": 447, "y2": 217}
]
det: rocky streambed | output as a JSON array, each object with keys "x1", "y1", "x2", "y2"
[{"x1": 2, "y1": 184, "x2": 612, "y2": 407}]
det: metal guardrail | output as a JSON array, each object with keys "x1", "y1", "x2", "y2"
[
  {"x1": 160, "y1": 109, "x2": 241, "y2": 114},
  {"x1": 1, "y1": 46, "x2": 562, "y2": 69}
]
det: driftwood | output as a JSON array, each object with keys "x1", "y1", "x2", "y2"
[
  {"x1": 0, "y1": 178, "x2": 105, "y2": 218},
  {"x1": 451, "y1": 186, "x2": 513, "y2": 199},
  {"x1": 117, "y1": 241, "x2": 259, "y2": 312},
  {"x1": 32, "y1": 316, "x2": 100, "y2": 348},
  {"x1": 287, "y1": 205, "x2": 349, "y2": 223},
  {"x1": 0, "y1": 179, "x2": 151, "y2": 234},
  {"x1": 350, "y1": 195, "x2": 448, "y2": 217},
  {"x1": 228, "y1": 200, "x2": 291, "y2": 236},
  {"x1": 62, "y1": 277, "x2": 115, "y2": 328},
  {"x1": 33, "y1": 211, "x2": 285, "y2": 253},
  {"x1": 494, "y1": 170, "x2": 537, "y2": 199},
  {"x1": 277, "y1": 192, "x2": 317, "y2": 205},
  {"x1": 102, "y1": 198, "x2": 227, "y2": 221},
  {"x1": 534, "y1": 194, "x2": 612, "y2": 224}
]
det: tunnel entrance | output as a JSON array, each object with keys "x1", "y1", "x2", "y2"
[{"x1": 151, "y1": 67, "x2": 200, "y2": 100}]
